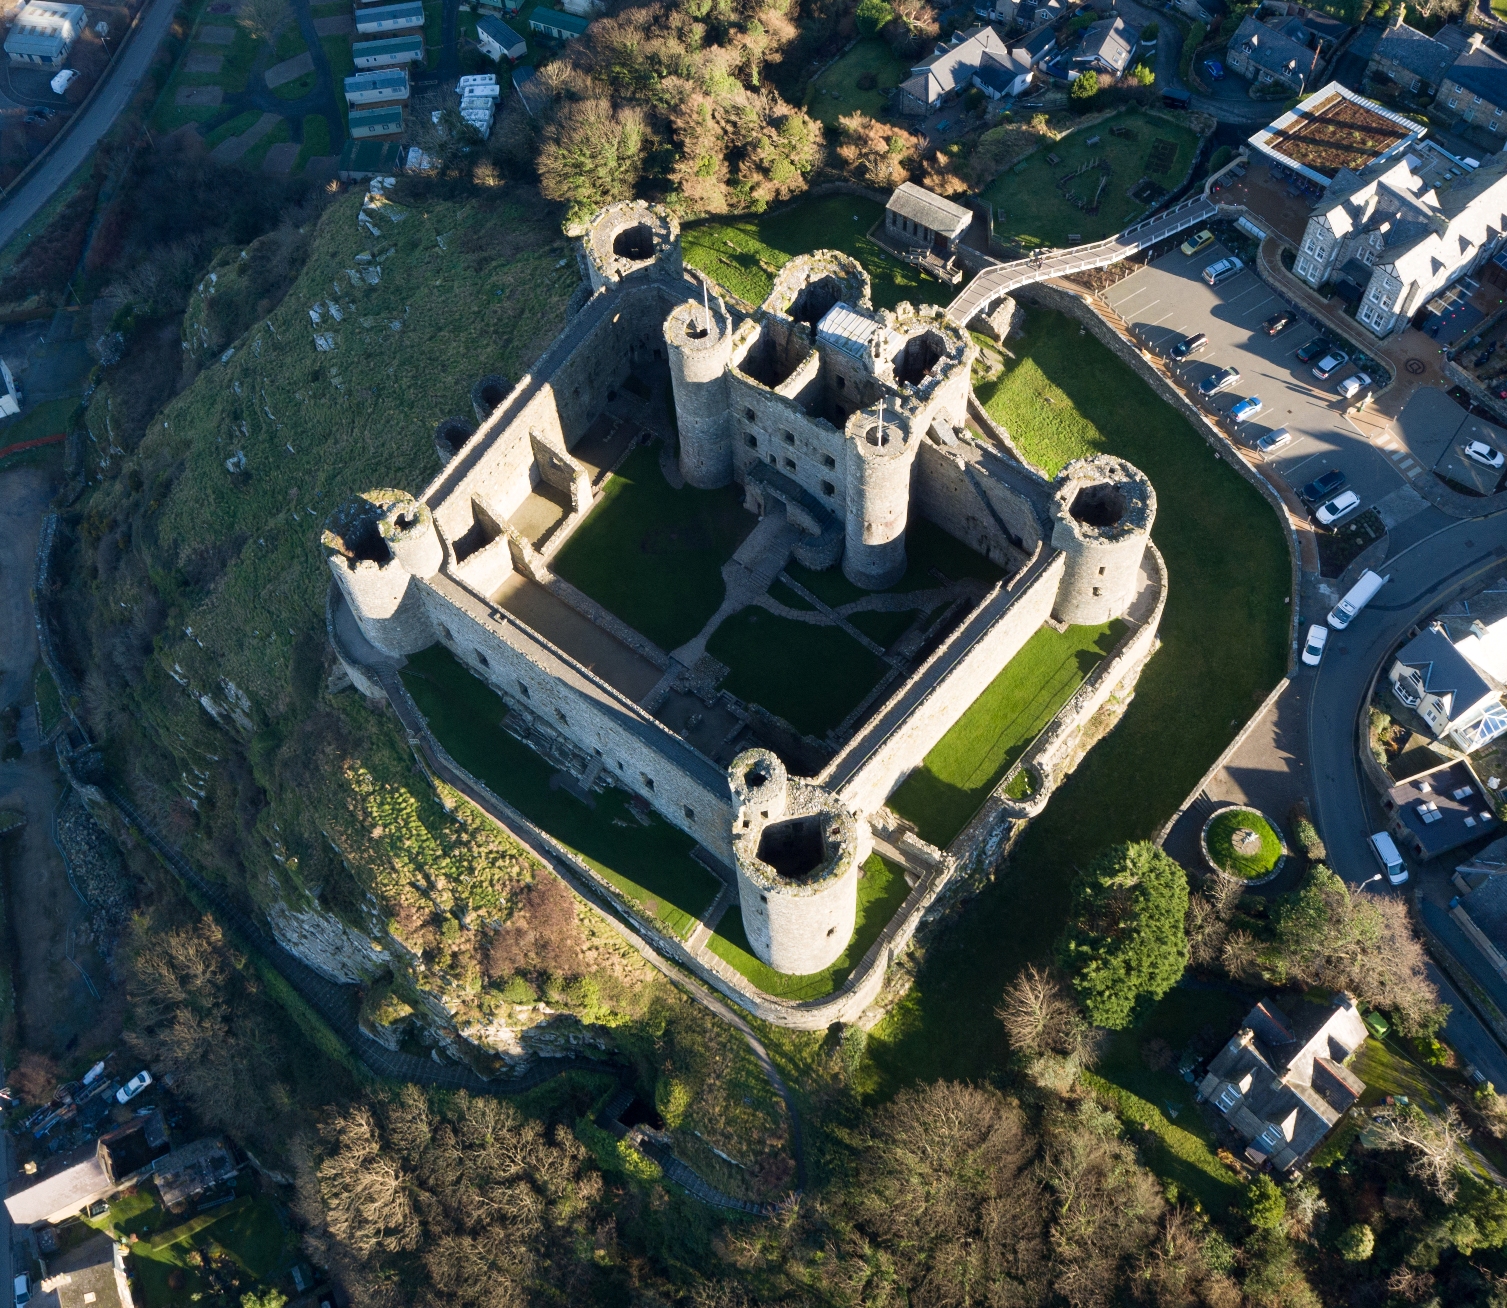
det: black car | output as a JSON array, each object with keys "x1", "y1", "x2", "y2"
[
  {"x1": 1170, "y1": 331, "x2": 1207, "y2": 360},
  {"x1": 1262, "y1": 310, "x2": 1295, "y2": 336},
  {"x1": 1295, "y1": 335, "x2": 1329, "y2": 363},
  {"x1": 1300, "y1": 468, "x2": 1347, "y2": 505}
]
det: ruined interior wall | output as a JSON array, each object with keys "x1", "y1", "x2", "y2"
[
  {"x1": 729, "y1": 371, "x2": 849, "y2": 516},
  {"x1": 914, "y1": 440, "x2": 1037, "y2": 570}
]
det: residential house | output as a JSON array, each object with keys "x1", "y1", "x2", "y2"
[
  {"x1": 349, "y1": 106, "x2": 404, "y2": 138},
  {"x1": 1291, "y1": 147, "x2": 1507, "y2": 337},
  {"x1": 353, "y1": 2, "x2": 425, "y2": 35},
  {"x1": 1015, "y1": 24, "x2": 1057, "y2": 68},
  {"x1": 1384, "y1": 757, "x2": 1499, "y2": 859},
  {"x1": 153, "y1": 1137, "x2": 238, "y2": 1213},
  {"x1": 46, "y1": 1232, "x2": 135, "y2": 1308},
  {"x1": 344, "y1": 69, "x2": 410, "y2": 108},
  {"x1": 1072, "y1": 16, "x2": 1138, "y2": 80},
  {"x1": 885, "y1": 182, "x2": 973, "y2": 256},
  {"x1": 5, "y1": 1111, "x2": 169, "y2": 1228},
  {"x1": 351, "y1": 34, "x2": 424, "y2": 69},
  {"x1": 1436, "y1": 33, "x2": 1507, "y2": 137},
  {"x1": 477, "y1": 15, "x2": 527, "y2": 61},
  {"x1": 1224, "y1": 13, "x2": 1320, "y2": 95},
  {"x1": 4, "y1": 0, "x2": 84, "y2": 69},
  {"x1": 1367, "y1": 10, "x2": 1467, "y2": 100},
  {"x1": 896, "y1": 25, "x2": 1043, "y2": 115},
  {"x1": 1390, "y1": 625, "x2": 1507, "y2": 750},
  {"x1": 1196, "y1": 995, "x2": 1368, "y2": 1172},
  {"x1": 528, "y1": 7, "x2": 590, "y2": 39}
]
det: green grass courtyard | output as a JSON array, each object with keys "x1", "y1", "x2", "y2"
[
  {"x1": 804, "y1": 38, "x2": 910, "y2": 125},
  {"x1": 983, "y1": 108, "x2": 1202, "y2": 249},
  {"x1": 889, "y1": 619, "x2": 1124, "y2": 848}
]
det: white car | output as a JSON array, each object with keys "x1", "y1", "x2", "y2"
[
  {"x1": 1301, "y1": 623, "x2": 1329, "y2": 666},
  {"x1": 1465, "y1": 438, "x2": 1505, "y2": 469},
  {"x1": 49, "y1": 68, "x2": 77, "y2": 96},
  {"x1": 13, "y1": 1273, "x2": 30, "y2": 1307},
  {"x1": 1311, "y1": 350, "x2": 1349, "y2": 380},
  {"x1": 1336, "y1": 372, "x2": 1372, "y2": 400},
  {"x1": 115, "y1": 1070, "x2": 152, "y2": 1104},
  {"x1": 1315, "y1": 489, "x2": 1361, "y2": 525},
  {"x1": 1256, "y1": 427, "x2": 1291, "y2": 454}
]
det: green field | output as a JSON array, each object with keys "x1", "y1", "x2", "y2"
[
  {"x1": 708, "y1": 609, "x2": 888, "y2": 738},
  {"x1": 867, "y1": 305, "x2": 1290, "y2": 1092},
  {"x1": 889, "y1": 619, "x2": 1123, "y2": 848},
  {"x1": 983, "y1": 109, "x2": 1202, "y2": 249},
  {"x1": 401, "y1": 645, "x2": 722, "y2": 939},
  {"x1": 708, "y1": 854, "x2": 911, "y2": 999},
  {"x1": 683, "y1": 196, "x2": 955, "y2": 312},
  {"x1": 805, "y1": 38, "x2": 910, "y2": 125},
  {"x1": 552, "y1": 443, "x2": 754, "y2": 651}
]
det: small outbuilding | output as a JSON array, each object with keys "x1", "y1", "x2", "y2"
[
  {"x1": 153, "y1": 1137, "x2": 238, "y2": 1213},
  {"x1": 884, "y1": 181, "x2": 973, "y2": 256},
  {"x1": 477, "y1": 15, "x2": 527, "y2": 61},
  {"x1": 4, "y1": 0, "x2": 85, "y2": 69}
]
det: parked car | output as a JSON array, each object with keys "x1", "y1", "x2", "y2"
[
  {"x1": 1300, "y1": 468, "x2": 1346, "y2": 505},
  {"x1": 13, "y1": 1274, "x2": 30, "y2": 1307},
  {"x1": 116, "y1": 1070, "x2": 152, "y2": 1104},
  {"x1": 1262, "y1": 309, "x2": 1295, "y2": 335},
  {"x1": 1311, "y1": 350, "x2": 1350, "y2": 379},
  {"x1": 1256, "y1": 427, "x2": 1292, "y2": 454},
  {"x1": 1180, "y1": 228, "x2": 1215, "y2": 256},
  {"x1": 49, "y1": 68, "x2": 77, "y2": 96},
  {"x1": 1465, "y1": 439, "x2": 1505, "y2": 468},
  {"x1": 1197, "y1": 365, "x2": 1240, "y2": 396},
  {"x1": 1301, "y1": 623, "x2": 1329, "y2": 667},
  {"x1": 1202, "y1": 256, "x2": 1244, "y2": 286},
  {"x1": 1230, "y1": 395, "x2": 1264, "y2": 423},
  {"x1": 1370, "y1": 830, "x2": 1409, "y2": 886},
  {"x1": 1204, "y1": 59, "x2": 1224, "y2": 80},
  {"x1": 1169, "y1": 331, "x2": 1206, "y2": 359},
  {"x1": 1315, "y1": 489, "x2": 1361, "y2": 525},
  {"x1": 1295, "y1": 336, "x2": 1330, "y2": 362},
  {"x1": 1336, "y1": 372, "x2": 1372, "y2": 399}
]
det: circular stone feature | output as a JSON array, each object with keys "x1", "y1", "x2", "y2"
[{"x1": 1203, "y1": 805, "x2": 1284, "y2": 881}]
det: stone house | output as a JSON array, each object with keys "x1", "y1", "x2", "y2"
[
  {"x1": 1436, "y1": 33, "x2": 1507, "y2": 137},
  {"x1": 896, "y1": 25, "x2": 1035, "y2": 115},
  {"x1": 1367, "y1": 11, "x2": 1467, "y2": 99},
  {"x1": 1197, "y1": 996, "x2": 1368, "y2": 1172},
  {"x1": 884, "y1": 183, "x2": 974, "y2": 257},
  {"x1": 1389, "y1": 625, "x2": 1507, "y2": 751},
  {"x1": 4, "y1": 0, "x2": 84, "y2": 69},
  {"x1": 1072, "y1": 16, "x2": 1137, "y2": 80},
  {"x1": 1224, "y1": 14, "x2": 1320, "y2": 95}
]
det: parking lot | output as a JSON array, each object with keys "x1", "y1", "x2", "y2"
[{"x1": 1103, "y1": 236, "x2": 1412, "y2": 526}]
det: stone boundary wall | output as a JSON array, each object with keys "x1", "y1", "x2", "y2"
[
  {"x1": 1445, "y1": 359, "x2": 1507, "y2": 430},
  {"x1": 949, "y1": 543, "x2": 1168, "y2": 869},
  {"x1": 1021, "y1": 280, "x2": 1303, "y2": 664}
]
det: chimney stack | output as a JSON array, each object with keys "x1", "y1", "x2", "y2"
[{"x1": 1471, "y1": 30, "x2": 1486, "y2": 51}]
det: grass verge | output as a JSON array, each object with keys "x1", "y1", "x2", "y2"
[
  {"x1": 683, "y1": 195, "x2": 956, "y2": 312},
  {"x1": 296, "y1": 112, "x2": 331, "y2": 170},
  {"x1": 889, "y1": 620, "x2": 1123, "y2": 847},
  {"x1": 707, "y1": 854, "x2": 910, "y2": 999},
  {"x1": 551, "y1": 442, "x2": 753, "y2": 651},
  {"x1": 1205, "y1": 807, "x2": 1281, "y2": 879},
  {"x1": 707, "y1": 608, "x2": 887, "y2": 737},
  {"x1": 33, "y1": 661, "x2": 63, "y2": 738},
  {"x1": 804, "y1": 38, "x2": 909, "y2": 125},
  {"x1": 401, "y1": 644, "x2": 722, "y2": 939}
]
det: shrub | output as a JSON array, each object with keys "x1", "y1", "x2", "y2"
[
  {"x1": 1243, "y1": 1175, "x2": 1286, "y2": 1230},
  {"x1": 1130, "y1": 62, "x2": 1155, "y2": 87},
  {"x1": 857, "y1": 0, "x2": 893, "y2": 36},
  {"x1": 1290, "y1": 801, "x2": 1326, "y2": 860},
  {"x1": 963, "y1": 86, "x2": 985, "y2": 112},
  {"x1": 1336, "y1": 1222, "x2": 1374, "y2": 1261},
  {"x1": 1141, "y1": 20, "x2": 1158, "y2": 38},
  {"x1": 1179, "y1": 20, "x2": 1207, "y2": 85},
  {"x1": 1071, "y1": 71, "x2": 1100, "y2": 102},
  {"x1": 856, "y1": 70, "x2": 878, "y2": 90}
]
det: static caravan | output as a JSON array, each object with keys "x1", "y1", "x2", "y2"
[
  {"x1": 348, "y1": 105, "x2": 405, "y2": 138},
  {"x1": 344, "y1": 69, "x2": 410, "y2": 107},
  {"x1": 352, "y1": 34, "x2": 424, "y2": 69},
  {"x1": 527, "y1": 7, "x2": 589, "y2": 39},
  {"x1": 354, "y1": 3, "x2": 424, "y2": 36},
  {"x1": 476, "y1": 16, "x2": 526, "y2": 61}
]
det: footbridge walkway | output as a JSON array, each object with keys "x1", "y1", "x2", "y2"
[{"x1": 946, "y1": 195, "x2": 1222, "y2": 327}]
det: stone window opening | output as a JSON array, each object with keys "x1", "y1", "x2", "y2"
[
  {"x1": 745, "y1": 407, "x2": 756, "y2": 421},
  {"x1": 760, "y1": 894, "x2": 768, "y2": 903},
  {"x1": 746, "y1": 433, "x2": 758, "y2": 448},
  {"x1": 517, "y1": 680, "x2": 530, "y2": 698},
  {"x1": 554, "y1": 708, "x2": 568, "y2": 726},
  {"x1": 641, "y1": 773, "x2": 655, "y2": 792},
  {"x1": 1098, "y1": 566, "x2": 1105, "y2": 575},
  {"x1": 827, "y1": 926, "x2": 836, "y2": 936},
  {"x1": 823, "y1": 454, "x2": 836, "y2": 469},
  {"x1": 768, "y1": 454, "x2": 777, "y2": 466},
  {"x1": 835, "y1": 375, "x2": 845, "y2": 391},
  {"x1": 783, "y1": 431, "x2": 795, "y2": 445},
  {"x1": 783, "y1": 457, "x2": 796, "y2": 471},
  {"x1": 684, "y1": 805, "x2": 695, "y2": 821},
  {"x1": 440, "y1": 623, "x2": 453, "y2": 640},
  {"x1": 835, "y1": 406, "x2": 846, "y2": 421},
  {"x1": 474, "y1": 650, "x2": 489, "y2": 667},
  {"x1": 822, "y1": 480, "x2": 836, "y2": 497},
  {"x1": 1093, "y1": 586, "x2": 1103, "y2": 597}
]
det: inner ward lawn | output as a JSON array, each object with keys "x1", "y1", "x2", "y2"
[
  {"x1": 866, "y1": 305, "x2": 1289, "y2": 1097},
  {"x1": 401, "y1": 645, "x2": 722, "y2": 939},
  {"x1": 551, "y1": 442, "x2": 754, "y2": 651},
  {"x1": 707, "y1": 608, "x2": 888, "y2": 738},
  {"x1": 708, "y1": 853, "x2": 910, "y2": 999},
  {"x1": 787, "y1": 516, "x2": 1004, "y2": 608},
  {"x1": 805, "y1": 38, "x2": 910, "y2": 125},
  {"x1": 983, "y1": 109, "x2": 1201, "y2": 249},
  {"x1": 889, "y1": 619, "x2": 1124, "y2": 848},
  {"x1": 682, "y1": 196, "x2": 955, "y2": 312}
]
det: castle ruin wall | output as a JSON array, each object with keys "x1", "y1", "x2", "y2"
[{"x1": 914, "y1": 439, "x2": 1040, "y2": 569}]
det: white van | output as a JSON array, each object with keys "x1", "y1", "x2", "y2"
[
  {"x1": 1328, "y1": 568, "x2": 1388, "y2": 630},
  {"x1": 1369, "y1": 831, "x2": 1408, "y2": 886}
]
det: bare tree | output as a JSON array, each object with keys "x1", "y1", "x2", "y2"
[
  {"x1": 834, "y1": 112, "x2": 916, "y2": 188},
  {"x1": 1368, "y1": 1104, "x2": 1471, "y2": 1202},
  {"x1": 997, "y1": 963, "x2": 1087, "y2": 1059},
  {"x1": 238, "y1": 0, "x2": 289, "y2": 45}
]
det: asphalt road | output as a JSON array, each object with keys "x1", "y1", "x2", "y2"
[
  {"x1": 0, "y1": 0, "x2": 179, "y2": 252},
  {"x1": 1104, "y1": 239, "x2": 1408, "y2": 517}
]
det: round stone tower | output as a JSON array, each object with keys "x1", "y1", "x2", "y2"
[
  {"x1": 323, "y1": 490, "x2": 443, "y2": 658},
  {"x1": 665, "y1": 292, "x2": 734, "y2": 489},
  {"x1": 728, "y1": 748, "x2": 862, "y2": 976},
  {"x1": 762, "y1": 250, "x2": 871, "y2": 325},
  {"x1": 580, "y1": 200, "x2": 682, "y2": 292},
  {"x1": 1049, "y1": 455, "x2": 1156, "y2": 627},
  {"x1": 842, "y1": 406, "x2": 918, "y2": 590}
]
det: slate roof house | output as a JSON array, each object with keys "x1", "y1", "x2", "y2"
[
  {"x1": 1390, "y1": 624, "x2": 1507, "y2": 752},
  {"x1": 1436, "y1": 33, "x2": 1507, "y2": 137},
  {"x1": 896, "y1": 25, "x2": 1040, "y2": 114},
  {"x1": 4, "y1": 1111, "x2": 169, "y2": 1227},
  {"x1": 1385, "y1": 757, "x2": 1498, "y2": 859},
  {"x1": 1367, "y1": 11, "x2": 1468, "y2": 99},
  {"x1": 885, "y1": 182, "x2": 973, "y2": 255},
  {"x1": 1224, "y1": 13, "x2": 1321, "y2": 95},
  {"x1": 1072, "y1": 16, "x2": 1137, "y2": 79},
  {"x1": 1197, "y1": 996, "x2": 1368, "y2": 1172}
]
